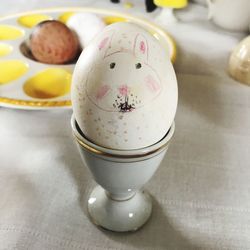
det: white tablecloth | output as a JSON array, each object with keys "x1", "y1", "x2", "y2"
[{"x1": 1, "y1": 1, "x2": 250, "y2": 249}]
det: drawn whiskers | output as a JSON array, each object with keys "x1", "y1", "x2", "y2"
[{"x1": 118, "y1": 96, "x2": 135, "y2": 112}]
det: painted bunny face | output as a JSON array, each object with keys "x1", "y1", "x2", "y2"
[
  {"x1": 72, "y1": 22, "x2": 178, "y2": 150},
  {"x1": 85, "y1": 33, "x2": 162, "y2": 112}
]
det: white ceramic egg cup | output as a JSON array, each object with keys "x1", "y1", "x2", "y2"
[{"x1": 71, "y1": 116, "x2": 175, "y2": 232}]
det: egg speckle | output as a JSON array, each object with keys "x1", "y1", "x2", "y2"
[{"x1": 72, "y1": 22, "x2": 178, "y2": 150}]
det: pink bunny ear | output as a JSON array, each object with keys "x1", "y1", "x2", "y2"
[
  {"x1": 133, "y1": 34, "x2": 148, "y2": 61},
  {"x1": 97, "y1": 30, "x2": 116, "y2": 58},
  {"x1": 98, "y1": 37, "x2": 109, "y2": 50}
]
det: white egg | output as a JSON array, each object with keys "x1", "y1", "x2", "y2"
[
  {"x1": 67, "y1": 13, "x2": 106, "y2": 48},
  {"x1": 71, "y1": 22, "x2": 178, "y2": 150}
]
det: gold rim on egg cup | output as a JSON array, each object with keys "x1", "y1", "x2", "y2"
[{"x1": 71, "y1": 116, "x2": 175, "y2": 160}]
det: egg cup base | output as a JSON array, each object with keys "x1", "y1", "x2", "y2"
[{"x1": 88, "y1": 185, "x2": 152, "y2": 232}]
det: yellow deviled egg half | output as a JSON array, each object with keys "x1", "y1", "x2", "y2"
[
  {"x1": 18, "y1": 14, "x2": 52, "y2": 28},
  {"x1": 154, "y1": 0, "x2": 187, "y2": 8},
  {"x1": 0, "y1": 60, "x2": 28, "y2": 84},
  {"x1": 0, "y1": 43, "x2": 12, "y2": 57}
]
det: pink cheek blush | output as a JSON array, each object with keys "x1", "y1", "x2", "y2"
[
  {"x1": 95, "y1": 84, "x2": 110, "y2": 100},
  {"x1": 140, "y1": 41, "x2": 146, "y2": 54},
  {"x1": 145, "y1": 75, "x2": 160, "y2": 92}
]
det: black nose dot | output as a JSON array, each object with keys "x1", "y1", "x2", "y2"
[
  {"x1": 110, "y1": 62, "x2": 116, "y2": 69},
  {"x1": 135, "y1": 63, "x2": 142, "y2": 69}
]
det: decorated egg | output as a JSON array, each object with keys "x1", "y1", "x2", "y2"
[
  {"x1": 30, "y1": 20, "x2": 80, "y2": 64},
  {"x1": 71, "y1": 22, "x2": 178, "y2": 150},
  {"x1": 67, "y1": 13, "x2": 106, "y2": 49}
]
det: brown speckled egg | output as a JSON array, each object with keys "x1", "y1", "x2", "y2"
[{"x1": 30, "y1": 20, "x2": 80, "y2": 64}]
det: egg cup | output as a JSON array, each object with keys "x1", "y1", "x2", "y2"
[{"x1": 71, "y1": 116, "x2": 175, "y2": 232}]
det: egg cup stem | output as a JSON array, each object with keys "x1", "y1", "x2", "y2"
[
  {"x1": 88, "y1": 186, "x2": 152, "y2": 232},
  {"x1": 71, "y1": 116, "x2": 175, "y2": 232}
]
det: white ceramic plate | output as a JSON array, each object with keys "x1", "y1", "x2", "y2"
[{"x1": 0, "y1": 7, "x2": 176, "y2": 110}]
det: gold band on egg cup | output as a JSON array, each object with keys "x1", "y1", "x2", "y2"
[{"x1": 71, "y1": 116, "x2": 175, "y2": 160}]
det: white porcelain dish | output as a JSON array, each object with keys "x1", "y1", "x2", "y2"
[{"x1": 0, "y1": 7, "x2": 176, "y2": 110}]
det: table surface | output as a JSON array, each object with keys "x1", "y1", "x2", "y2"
[{"x1": 0, "y1": 1, "x2": 250, "y2": 249}]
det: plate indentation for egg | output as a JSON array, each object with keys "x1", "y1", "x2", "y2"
[
  {"x1": 18, "y1": 14, "x2": 52, "y2": 28},
  {"x1": 23, "y1": 68, "x2": 72, "y2": 99},
  {"x1": 19, "y1": 41, "x2": 36, "y2": 61},
  {"x1": 0, "y1": 25, "x2": 24, "y2": 40},
  {"x1": 0, "y1": 60, "x2": 29, "y2": 84},
  {"x1": 0, "y1": 43, "x2": 13, "y2": 56},
  {"x1": 19, "y1": 40, "x2": 80, "y2": 65}
]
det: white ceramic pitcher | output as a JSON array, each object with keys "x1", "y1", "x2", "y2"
[{"x1": 207, "y1": 0, "x2": 250, "y2": 32}]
